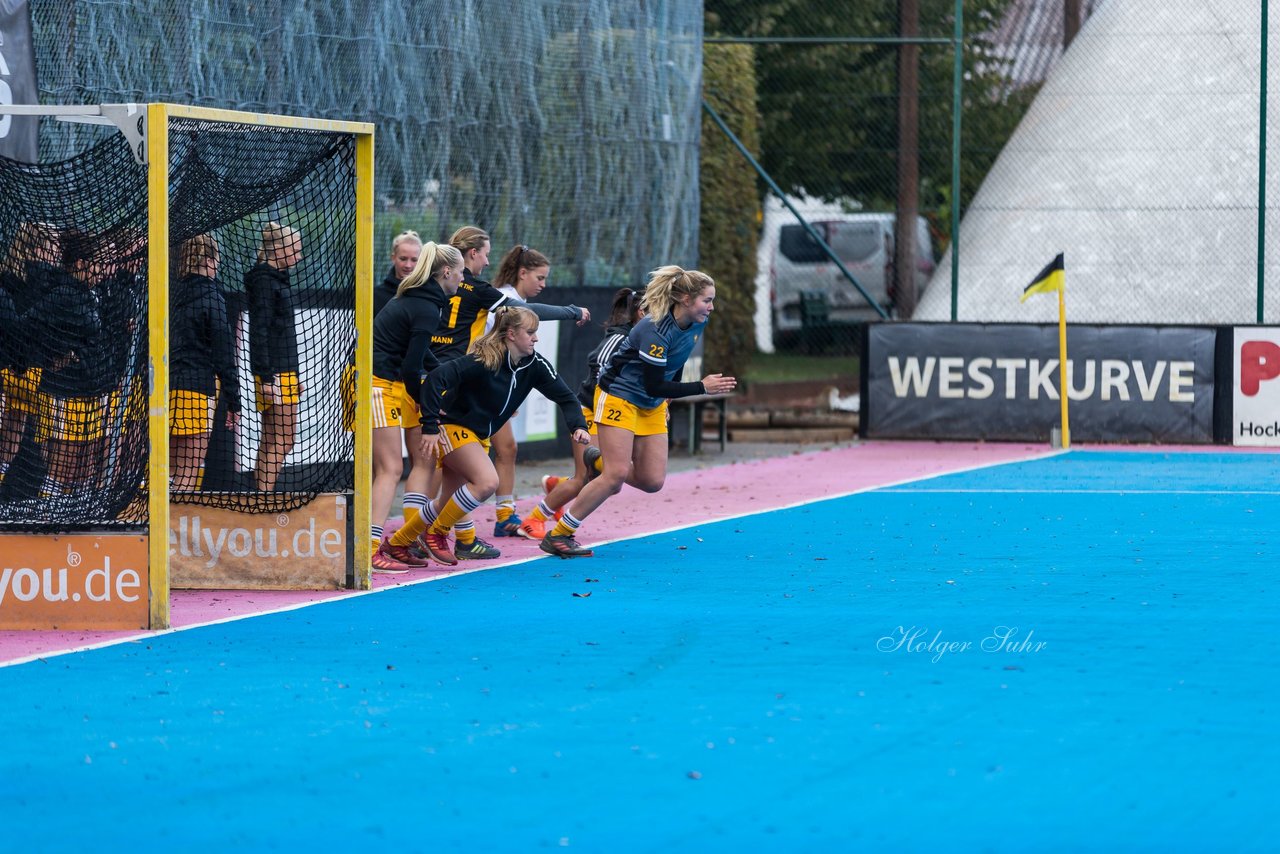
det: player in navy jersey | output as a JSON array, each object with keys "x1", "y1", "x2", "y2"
[
  {"x1": 540, "y1": 266, "x2": 736, "y2": 558},
  {"x1": 169, "y1": 234, "x2": 240, "y2": 492},
  {"x1": 518, "y1": 286, "x2": 646, "y2": 541}
]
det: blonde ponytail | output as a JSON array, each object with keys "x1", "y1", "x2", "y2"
[
  {"x1": 397, "y1": 241, "x2": 462, "y2": 297},
  {"x1": 641, "y1": 265, "x2": 714, "y2": 319}
]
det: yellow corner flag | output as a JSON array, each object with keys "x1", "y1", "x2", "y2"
[
  {"x1": 1019, "y1": 252, "x2": 1070, "y2": 449},
  {"x1": 1021, "y1": 252, "x2": 1065, "y2": 302}
]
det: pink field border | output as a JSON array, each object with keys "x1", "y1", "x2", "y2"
[{"x1": 1, "y1": 440, "x2": 1059, "y2": 666}]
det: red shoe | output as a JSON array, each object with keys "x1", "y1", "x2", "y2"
[
  {"x1": 371, "y1": 544, "x2": 411, "y2": 574},
  {"x1": 382, "y1": 541, "x2": 431, "y2": 567},
  {"x1": 518, "y1": 516, "x2": 547, "y2": 540},
  {"x1": 420, "y1": 532, "x2": 458, "y2": 566}
]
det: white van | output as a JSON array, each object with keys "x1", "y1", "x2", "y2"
[{"x1": 762, "y1": 210, "x2": 935, "y2": 350}]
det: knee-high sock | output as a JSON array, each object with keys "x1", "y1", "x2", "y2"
[
  {"x1": 389, "y1": 495, "x2": 440, "y2": 547},
  {"x1": 431, "y1": 485, "x2": 482, "y2": 536}
]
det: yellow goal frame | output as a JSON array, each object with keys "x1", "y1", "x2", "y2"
[{"x1": 145, "y1": 104, "x2": 376, "y2": 628}]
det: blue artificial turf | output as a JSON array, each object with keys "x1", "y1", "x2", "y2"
[{"x1": 1, "y1": 451, "x2": 1275, "y2": 850}]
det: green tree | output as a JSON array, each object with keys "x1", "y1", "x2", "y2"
[
  {"x1": 700, "y1": 43, "x2": 761, "y2": 376},
  {"x1": 705, "y1": 0, "x2": 1030, "y2": 251}
]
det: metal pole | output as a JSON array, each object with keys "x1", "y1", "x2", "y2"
[
  {"x1": 949, "y1": 0, "x2": 964, "y2": 321},
  {"x1": 1260, "y1": 0, "x2": 1269, "y2": 324},
  {"x1": 700, "y1": 98, "x2": 888, "y2": 319},
  {"x1": 896, "y1": 0, "x2": 921, "y2": 318}
]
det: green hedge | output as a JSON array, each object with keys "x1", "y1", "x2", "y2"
[{"x1": 700, "y1": 44, "x2": 761, "y2": 380}]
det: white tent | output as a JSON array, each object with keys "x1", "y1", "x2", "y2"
[{"x1": 916, "y1": 1, "x2": 1277, "y2": 324}]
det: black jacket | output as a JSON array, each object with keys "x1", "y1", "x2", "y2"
[
  {"x1": 374, "y1": 266, "x2": 400, "y2": 319},
  {"x1": 372, "y1": 278, "x2": 448, "y2": 407},
  {"x1": 27, "y1": 275, "x2": 103, "y2": 397},
  {"x1": 431, "y1": 269, "x2": 584, "y2": 363},
  {"x1": 0, "y1": 286, "x2": 14, "y2": 370},
  {"x1": 420, "y1": 350, "x2": 588, "y2": 440},
  {"x1": 577, "y1": 322, "x2": 634, "y2": 409},
  {"x1": 171, "y1": 273, "x2": 241, "y2": 412},
  {"x1": 244, "y1": 262, "x2": 300, "y2": 381}
]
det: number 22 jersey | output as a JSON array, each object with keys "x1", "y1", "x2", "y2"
[{"x1": 597, "y1": 311, "x2": 706, "y2": 410}]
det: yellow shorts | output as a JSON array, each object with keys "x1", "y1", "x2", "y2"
[
  {"x1": 369, "y1": 376, "x2": 404, "y2": 430},
  {"x1": 582, "y1": 405, "x2": 596, "y2": 436},
  {"x1": 254, "y1": 371, "x2": 301, "y2": 412},
  {"x1": 35, "y1": 393, "x2": 111, "y2": 443},
  {"x1": 169, "y1": 390, "x2": 214, "y2": 436},
  {"x1": 113, "y1": 374, "x2": 147, "y2": 423},
  {"x1": 435, "y1": 423, "x2": 491, "y2": 467},
  {"x1": 2, "y1": 367, "x2": 43, "y2": 415},
  {"x1": 399, "y1": 383, "x2": 421, "y2": 430},
  {"x1": 594, "y1": 389, "x2": 668, "y2": 437}
]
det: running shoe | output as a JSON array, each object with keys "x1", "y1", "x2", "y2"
[
  {"x1": 517, "y1": 516, "x2": 547, "y2": 541},
  {"x1": 382, "y1": 541, "x2": 431, "y2": 567},
  {"x1": 421, "y1": 531, "x2": 459, "y2": 566},
  {"x1": 371, "y1": 544, "x2": 411, "y2": 574},
  {"x1": 493, "y1": 514, "x2": 523, "y2": 537},
  {"x1": 455, "y1": 538, "x2": 501, "y2": 560},
  {"x1": 540, "y1": 534, "x2": 594, "y2": 558}
]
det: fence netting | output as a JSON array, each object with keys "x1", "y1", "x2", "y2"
[{"x1": 28, "y1": 0, "x2": 703, "y2": 285}]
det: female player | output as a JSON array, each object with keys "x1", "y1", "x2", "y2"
[
  {"x1": 517, "y1": 286, "x2": 645, "y2": 541},
  {"x1": 539, "y1": 266, "x2": 736, "y2": 558},
  {"x1": 169, "y1": 234, "x2": 240, "y2": 491},
  {"x1": 485, "y1": 244, "x2": 588, "y2": 538},
  {"x1": 26, "y1": 228, "x2": 106, "y2": 498},
  {"x1": 440, "y1": 228, "x2": 589, "y2": 542},
  {"x1": 245, "y1": 222, "x2": 303, "y2": 492},
  {"x1": 0, "y1": 222, "x2": 60, "y2": 485},
  {"x1": 385, "y1": 306, "x2": 590, "y2": 566},
  {"x1": 367, "y1": 241, "x2": 464, "y2": 573}
]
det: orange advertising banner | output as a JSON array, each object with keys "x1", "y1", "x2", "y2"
[
  {"x1": 0, "y1": 534, "x2": 150, "y2": 630},
  {"x1": 169, "y1": 493, "x2": 350, "y2": 589}
]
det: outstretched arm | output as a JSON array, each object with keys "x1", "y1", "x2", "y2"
[{"x1": 640, "y1": 362, "x2": 736, "y2": 399}]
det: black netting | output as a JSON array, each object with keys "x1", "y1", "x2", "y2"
[
  {"x1": 0, "y1": 116, "x2": 356, "y2": 532},
  {"x1": 0, "y1": 136, "x2": 149, "y2": 529},
  {"x1": 167, "y1": 118, "x2": 356, "y2": 513}
]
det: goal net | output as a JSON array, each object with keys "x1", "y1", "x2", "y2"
[{"x1": 1, "y1": 105, "x2": 375, "y2": 627}]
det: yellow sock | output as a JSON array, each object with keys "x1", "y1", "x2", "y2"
[
  {"x1": 455, "y1": 521, "x2": 476, "y2": 546},
  {"x1": 494, "y1": 496, "x2": 514, "y2": 522},
  {"x1": 431, "y1": 485, "x2": 481, "y2": 536},
  {"x1": 529, "y1": 505, "x2": 550, "y2": 522},
  {"x1": 389, "y1": 515, "x2": 425, "y2": 547},
  {"x1": 549, "y1": 511, "x2": 581, "y2": 539}
]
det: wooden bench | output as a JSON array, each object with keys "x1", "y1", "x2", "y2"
[{"x1": 668, "y1": 393, "x2": 734, "y2": 454}]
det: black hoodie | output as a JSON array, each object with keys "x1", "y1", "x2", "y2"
[
  {"x1": 420, "y1": 350, "x2": 587, "y2": 440},
  {"x1": 577, "y1": 322, "x2": 634, "y2": 409},
  {"x1": 244, "y1": 262, "x2": 300, "y2": 382},
  {"x1": 171, "y1": 273, "x2": 241, "y2": 412}
]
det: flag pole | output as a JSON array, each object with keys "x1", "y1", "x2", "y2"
[{"x1": 1057, "y1": 283, "x2": 1070, "y2": 448}]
